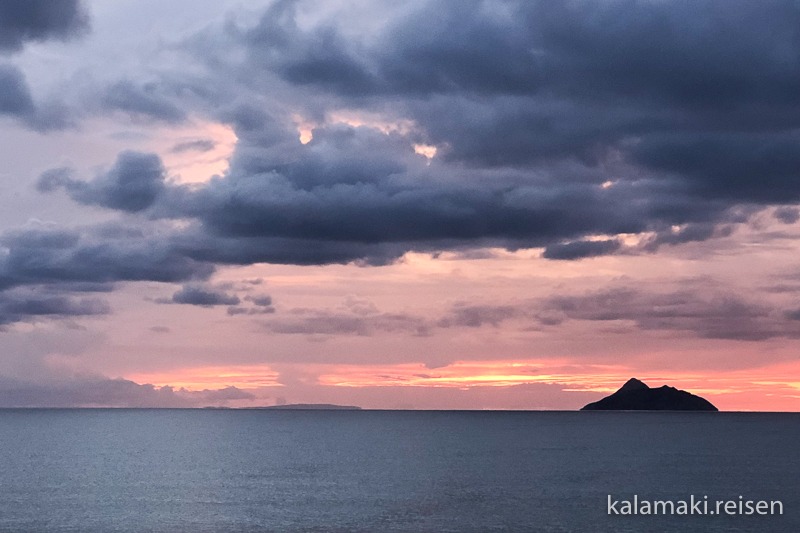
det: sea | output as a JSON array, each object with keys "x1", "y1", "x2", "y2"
[{"x1": 0, "y1": 410, "x2": 796, "y2": 533}]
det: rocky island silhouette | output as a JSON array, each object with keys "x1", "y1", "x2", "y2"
[{"x1": 581, "y1": 378, "x2": 718, "y2": 411}]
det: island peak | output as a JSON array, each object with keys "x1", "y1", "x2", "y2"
[
  {"x1": 581, "y1": 378, "x2": 718, "y2": 411},
  {"x1": 618, "y1": 377, "x2": 649, "y2": 393}
]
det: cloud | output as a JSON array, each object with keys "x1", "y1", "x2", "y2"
[
  {"x1": 170, "y1": 138, "x2": 216, "y2": 153},
  {"x1": 0, "y1": 64, "x2": 72, "y2": 131},
  {"x1": 121, "y1": 0, "x2": 800, "y2": 264},
  {"x1": 784, "y1": 309, "x2": 800, "y2": 321},
  {"x1": 243, "y1": 0, "x2": 374, "y2": 97},
  {"x1": 539, "y1": 286, "x2": 800, "y2": 341},
  {"x1": 262, "y1": 307, "x2": 430, "y2": 337},
  {"x1": 257, "y1": 0, "x2": 800, "y2": 112},
  {"x1": 227, "y1": 293, "x2": 276, "y2": 315},
  {"x1": 226, "y1": 306, "x2": 275, "y2": 316},
  {"x1": 101, "y1": 80, "x2": 186, "y2": 124},
  {"x1": 0, "y1": 0, "x2": 89, "y2": 53},
  {"x1": 38, "y1": 151, "x2": 167, "y2": 212},
  {"x1": 6, "y1": 0, "x2": 800, "y2": 328},
  {"x1": 200, "y1": 385, "x2": 254, "y2": 401},
  {"x1": 0, "y1": 375, "x2": 254, "y2": 408},
  {"x1": 139, "y1": 138, "x2": 730, "y2": 265},
  {"x1": 0, "y1": 64, "x2": 34, "y2": 117},
  {"x1": 437, "y1": 304, "x2": 522, "y2": 328},
  {"x1": 0, "y1": 223, "x2": 213, "y2": 292},
  {"x1": 166, "y1": 284, "x2": 240, "y2": 307},
  {"x1": 430, "y1": 281, "x2": 800, "y2": 342},
  {"x1": 62, "y1": 0, "x2": 796, "y2": 266},
  {"x1": 9, "y1": 0, "x2": 792, "y2": 276},
  {"x1": 246, "y1": 295, "x2": 273, "y2": 307},
  {"x1": 256, "y1": 283, "x2": 800, "y2": 342},
  {"x1": 542, "y1": 239, "x2": 622, "y2": 260},
  {"x1": 630, "y1": 133, "x2": 800, "y2": 203},
  {"x1": 93, "y1": 128, "x2": 690, "y2": 266},
  {"x1": 0, "y1": 289, "x2": 110, "y2": 326},
  {"x1": 643, "y1": 223, "x2": 720, "y2": 248},
  {"x1": 774, "y1": 207, "x2": 800, "y2": 224}
]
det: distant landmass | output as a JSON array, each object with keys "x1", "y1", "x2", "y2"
[
  {"x1": 252, "y1": 404, "x2": 362, "y2": 410},
  {"x1": 581, "y1": 378, "x2": 718, "y2": 411}
]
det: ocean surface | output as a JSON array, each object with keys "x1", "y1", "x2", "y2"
[{"x1": 0, "y1": 410, "x2": 796, "y2": 533}]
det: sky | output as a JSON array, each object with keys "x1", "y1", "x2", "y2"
[{"x1": 1, "y1": 0, "x2": 800, "y2": 410}]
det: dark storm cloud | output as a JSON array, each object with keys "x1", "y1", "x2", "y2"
[
  {"x1": 148, "y1": 119, "x2": 693, "y2": 256},
  {"x1": 171, "y1": 228, "x2": 412, "y2": 267},
  {"x1": 0, "y1": 0, "x2": 88, "y2": 52},
  {"x1": 32, "y1": 131, "x2": 731, "y2": 270},
  {"x1": 254, "y1": 0, "x2": 800, "y2": 113},
  {"x1": 190, "y1": 0, "x2": 800, "y2": 233},
  {"x1": 38, "y1": 151, "x2": 167, "y2": 212},
  {"x1": 12, "y1": 0, "x2": 800, "y2": 309},
  {"x1": 118, "y1": 0, "x2": 800, "y2": 265},
  {"x1": 630, "y1": 133, "x2": 800, "y2": 203},
  {"x1": 241, "y1": 0, "x2": 374, "y2": 97},
  {"x1": 0, "y1": 221, "x2": 216, "y2": 325},
  {"x1": 0, "y1": 224, "x2": 213, "y2": 292}
]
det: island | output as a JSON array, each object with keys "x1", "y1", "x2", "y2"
[
  {"x1": 580, "y1": 378, "x2": 718, "y2": 411},
  {"x1": 249, "y1": 404, "x2": 362, "y2": 410}
]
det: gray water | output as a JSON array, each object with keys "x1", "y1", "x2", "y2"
[{"x1": 0, "y1": 410, "x2": 796, "y2": 532}]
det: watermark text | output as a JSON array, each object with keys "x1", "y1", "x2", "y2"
[{"x1": 607, "y1": 495, "x2": 783, "y2": 516}]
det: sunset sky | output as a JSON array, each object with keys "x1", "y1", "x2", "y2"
[{"x1": 2, "y1": 0, "x2": 800, "y2": 410}]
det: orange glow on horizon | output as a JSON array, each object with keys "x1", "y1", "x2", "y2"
[
  {"x1": 123, "y1": 359, "x2": 800, "y2": 411},
  {"x1": 316, "y1": 360, "x2": 631, "y2": 389},
  {"x1": 127, "y1": 364, "x2": 282, "y2": 391}
]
